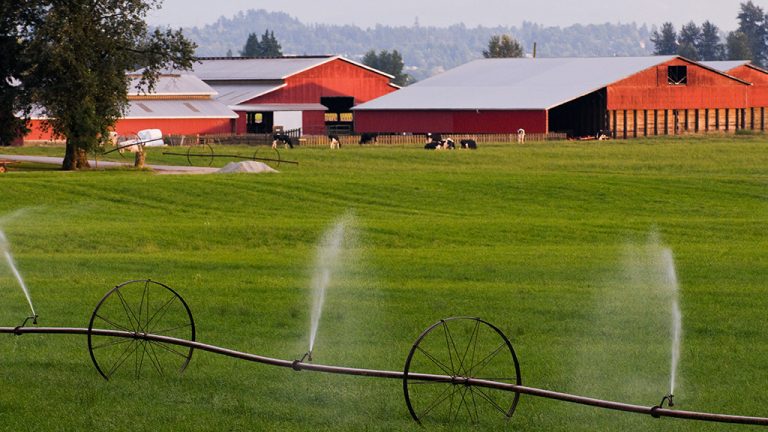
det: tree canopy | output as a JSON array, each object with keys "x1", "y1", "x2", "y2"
[
  {"x1": 483, "y1": 35, "x2": 524, "y2": 58},
  {"x1": 727, "y1": 31, "x2": 753, "y2": 60},
  {"x1": 651, "y1": 23, "x2": 678, "y2": 55},
  {"x1": 240, "y1": 30, "x2": 283, "y2": 57},
  {"x1": 737, "y1": 1, "x2": 767, "y2": 66},
  {"x1": 362, "y1": 49, "x2": 412, "y2": 86},
  {"x1": 2, "y1": 0, "x2": 196, "y2": 169}
]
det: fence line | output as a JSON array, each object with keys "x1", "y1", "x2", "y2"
[{"x1": 161, "y1": 132, "x2": 566, "y2": 147}]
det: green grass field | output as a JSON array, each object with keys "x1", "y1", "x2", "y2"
[{"x1": 0, "y1": 136, "x2": 767, "y2": 431}]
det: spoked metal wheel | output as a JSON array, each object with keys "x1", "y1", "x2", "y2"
[
  {"x1": 186, "y1": 143, "x2": 214, "y2": 166},
  {"x1": 87, "y1": 280, "x2": 196, "y2": 380},
  {"x1": 253, "y1": 147, "x2": 281, "y2": 169},
  {"x1": 403, "y1": 317, "x2": 522, "y2": 426}
]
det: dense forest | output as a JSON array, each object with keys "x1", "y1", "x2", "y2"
[{"x1": 182, "y1": 9, "x2": 653, "y2": 81}]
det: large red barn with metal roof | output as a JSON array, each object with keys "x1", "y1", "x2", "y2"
[
  {"x1": 190, "y1": 56, "x2": 399, "y2": 135},
  {"x1": 354, "y1": 56, "x2": 755, "y2": 138}
]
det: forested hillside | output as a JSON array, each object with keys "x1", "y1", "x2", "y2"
[{"x1": 183, "y1": 9, "x2": 653, "y2": 81}]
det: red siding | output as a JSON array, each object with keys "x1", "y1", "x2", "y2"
[
  {"x1": 607, "y1": 59, "x2": 749, "y2": 110},
  {"x1": 114, "y1": 118, "x2": 234, "y2": 136},
  {"x1": 24, "y1": 118, "x2": 233, "y2": 142},
  {"x1": 725, "y1": 65, "x2": 768, "y2": 107},
  {"x1": 248, "y1": 59, "x2": 396, "y2": 105},
  {"x1": 354, "y1": 110, "x2": 548, "y2": 134}
]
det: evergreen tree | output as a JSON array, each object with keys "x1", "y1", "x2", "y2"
[
  {"x1": 698, "y1": 21, "x2": 726, "y2": 60},
  {"x1": 260, "y1": 30, "x2": 283, "y2": 57},
  {"x1": 651, "y1": 23, "x2": 678, "y2": 55},
  {"x1": 362, "y1": 49, "x2": 412, "y2": 86},
  {"x1": 483, "y1": 35, "x2": 524, "y2": 58},
  {"x1": 240, "y1": 30, "x2": 282, "y2": 57},
  {"x1": 727, "y1": 31, "x2": 753, "y2": 60},
  {"x1": 240, "y1": 32, "x2": 261, "y2": 56},
  {"x1": 677, "y1": 21, "x2": 701, "y2": 60},
  {"x1": 737, "y1": 1, "x2": 767, "y2": 66}
]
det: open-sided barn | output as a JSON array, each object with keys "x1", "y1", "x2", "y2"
[
  {"x1": 25, "y1": 74, "x2": 238, "y2": 142},
  {"x1": 190, "y1": 56, "x2": 399, "y2": 135},
  {"x1": 353, "y1": 56, "x2": 754, "y2": 138},
  {"x1": 703, "y1": 60, "x2": 768, "y2": 130}
]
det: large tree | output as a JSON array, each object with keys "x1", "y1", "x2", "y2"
[
  {"x1": 677, "y1": 21, "x2": 701, "y2": 60},
  {"x1": 483, "y1": 35, "x2": 524, "y2": 58},
  {"x1": 737, "y1": 0, "x2": 767, "y2": 66},
  {"x1": 698, "y1": 21, "x2": 726, "y2": 61},
  {"x1": 651, "y1": 23, "x2": 678, "y2": 55},
  {"x1": 0, "y1": 1, "x2": 43, "y2": 146},
  {"x1": 12, "y1": 0, "x2": 195, "y2": 169},
  {"x1": 727, "y1": 31, "x2": 753, "y2": 60},
  {"x1": 362, "y1": 49, "x2": 411, "y2": 86},
  {"x1": 241, "y1": 30, "x2": 282, "y2": 57}
]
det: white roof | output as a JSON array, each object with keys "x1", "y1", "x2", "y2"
[
  {"x1": 128, "y1": 74, "x2": 217, "y2": 97},
  {"x1": 208, "y1": 83, "x2": 285, "y2": 105},
  {"x1": 700, "y1": 60, "x2": 751, "y2": 73},
  {"x1": 188, "y1": 56, "x2": 394, "y2": 81},
  {"x1": 355, "y1": 56, "x2": 704, "y2": 111},
  {"x1": 126, "y1": 99, "x2": 238, "y2": 119},
  {"x1": 233, "y1": 103, "x2": 327, "y2": 112}
]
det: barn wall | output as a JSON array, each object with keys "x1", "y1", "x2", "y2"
[
  {"x1": 354, "y1": 110, "x2": 548, "y2": 134},
  {"x1": 607, "y1": 58, "x2": 749, "y2": 110},
  {"x1": 302, "y1": 111, "x2": 326, "y2": 135},
  {"x1": 247, "y1": 59, "x2": 397, "y2": 106},
  {"x1": 726, "y1": 65, "x2": 768, "y2": 107},
  {"x1": 114, "y1": 118, "x2": 234, "y2": 136}
]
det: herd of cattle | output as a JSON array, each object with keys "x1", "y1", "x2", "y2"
[{"x1": 272, "y1": 133, "x2": 477, "y2": 150}]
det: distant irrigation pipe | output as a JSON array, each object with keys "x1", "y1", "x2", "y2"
[{"x1": 1, "y1": 280, "x2": 767, "y2": 427}]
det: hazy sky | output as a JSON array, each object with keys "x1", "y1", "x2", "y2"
[{"x1": 147, "y1": 0, "x2": 750, "y2": 30}]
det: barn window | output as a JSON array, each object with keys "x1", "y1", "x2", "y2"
[
  {"x1": 339, "y1": 112, "x2": 354, "y2": 122},
  {"x1": 668, "y1": 66, "x2": 687, "y2": 85},
  {"x1": 325, "y1": 113, "x2": 339, "y2": 122}
]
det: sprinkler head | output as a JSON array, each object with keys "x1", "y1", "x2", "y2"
[{"x1": 667, "y1": 394, "x2": 675, "y2": 407}]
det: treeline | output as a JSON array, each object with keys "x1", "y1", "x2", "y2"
[
  {"x1": 182, "y1": 10, "x2": 652, "y2": 81},
  {"x1": 651, "y1": 1, "x2": 768, "y2": 66}
]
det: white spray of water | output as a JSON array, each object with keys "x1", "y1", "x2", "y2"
[
  {"x1": 308, "y1": 214, "x2": 354, "y2": 354},
  {"x1": 660, "y1": 248, "x2": 682, "y2": 396},
  {"x1": 0, "y1": 229, "x2": 36, "y2": 317}
]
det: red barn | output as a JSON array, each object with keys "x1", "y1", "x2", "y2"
[
  {"x1": 703, "y1": 60, "x2": 768, "y2": 130},
  {"x1": 354, "y1": 56, "x2": 752, "y2": 138},
  {"x1": 25, "y1": 74, "x2": 238, "y2": 143},
  {"x1": 190, "y1": 56, "x2": 399, "y2": 135}
]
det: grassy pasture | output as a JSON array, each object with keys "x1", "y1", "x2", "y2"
[{"x1": 0, "y1": 136, "x2": 767, "y2": 431}]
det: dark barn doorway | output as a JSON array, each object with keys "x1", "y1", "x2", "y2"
[
  {"x1": 246, "y1": 112, "x2": 274, "y2": 134},
  {"x1": 321, "y1": 96, "x2": 354, "y2": 135},
  {"x1": 549, "y1": 88, "x2": 608, "y2": 138}
]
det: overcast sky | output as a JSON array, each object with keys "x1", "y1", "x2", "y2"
[{"x1": 147, "y1": 0, "x2": 751, "y2": 30}]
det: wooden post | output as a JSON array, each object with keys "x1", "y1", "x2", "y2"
[{"x1": 134, "y1": 146, "x2": 146, "y2": 168}]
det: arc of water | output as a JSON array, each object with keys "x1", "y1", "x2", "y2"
[{"x1": 0, "y1": 229, "x2": 36, "y2": 317}]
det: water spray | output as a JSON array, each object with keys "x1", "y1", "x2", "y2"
[{"x1": 2, "y1": 285, "x2": 767, "y2": 426}]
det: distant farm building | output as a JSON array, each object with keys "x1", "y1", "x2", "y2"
[
  {"x1": 353, "y1": 56, "x2": 760, "y2": 138},
  {"x1": 25, "y1": 74, "x2": 237, "y2": 142},
  {"x1": 189, "y1": 56, "x2": 399, "y2": 135}
]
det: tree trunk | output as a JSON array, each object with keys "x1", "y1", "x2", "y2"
[
  {"x1": 134, "y1": 147, "x2": 145, "y2": 168},
  {"x1": 62, "y1": 140, "x2": 90, "y2": 170}
]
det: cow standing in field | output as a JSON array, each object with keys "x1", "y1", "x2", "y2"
[
  {"x1": 460, "y1": 139, "x2": 477, "y2": 149},
  {"x1": 359, "y1": 133, "x2": 378, "y2": 145},
  {"x1": 272, "y1": 133, "x2": 294, "y2": 149},
  {"x1": 329, "y1": 134, "x2": 340, "y2": 149}
]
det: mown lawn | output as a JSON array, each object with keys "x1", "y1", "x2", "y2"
[{"x1": 0, "y1": 136, "x2": 767, "y2": 431}]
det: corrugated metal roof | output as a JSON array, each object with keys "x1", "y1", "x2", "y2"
[
  {"x1": 128, "y1": 75, "x2": 217, "y2": 97},
  {"x1": 208, "y1": 83, "x2": 285, "y2": 105},
  {"x1": 700, "y1": 60, "x2": 751, "y2": 72},
  {"x1": 233, "y1": 103, "x2": 327, "y2": 112},
  {"x1": 189, "y1": 57, "x2": 336, "y2": 80},
  {"x1": 126, "y1": 99, "x2": 237, "y2": 119},
  {"x1": 355, "y1": 56, "x2": 692, "y2": 111}
]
